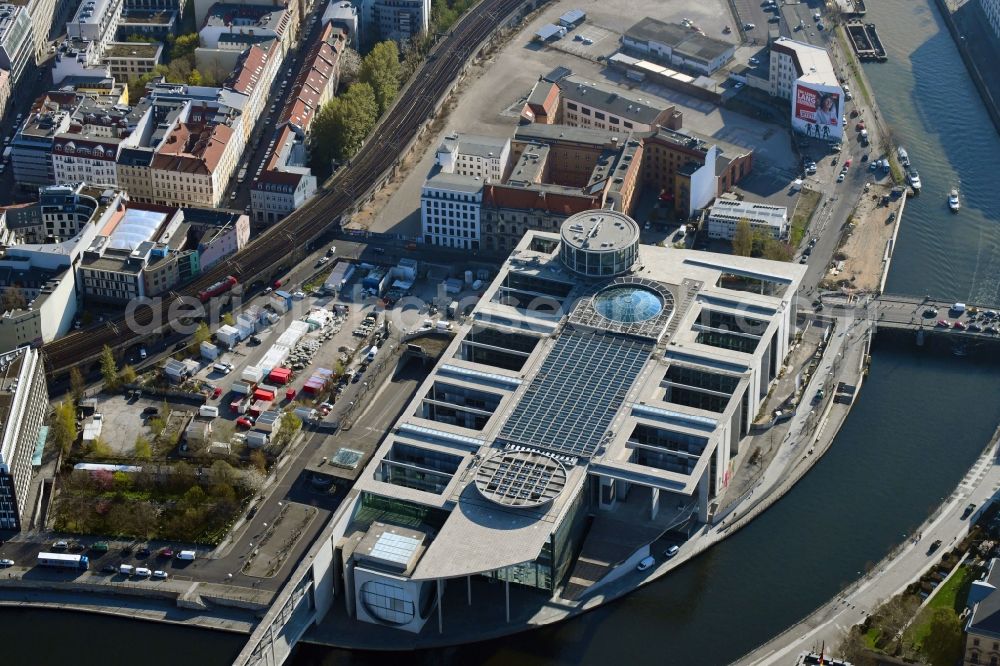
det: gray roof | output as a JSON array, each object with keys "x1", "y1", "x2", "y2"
[
  {"x1": 515, "y1": 122, "x2": 630, "y2": 147},
  {"x1": 674, "y1": 33, "x2": 735, "y2": 62},
  {"x1": 424, "y1": 169, "x2": 485, "y2": 194},
  {"x1": 439, "y1": 133, "x2": 508, "y2": 159},
  {"x1": 625, "y1": 17, "x2": 691, "y2": 46},
  {"x1": 970, "y1": 560, "x2": 1000, "y2": 637},
  {"x1": 558, "y1": 74, "x2": 670, "y2": 124}
]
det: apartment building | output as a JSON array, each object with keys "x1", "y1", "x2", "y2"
[
  {"x1": 435, "y1": 133, "x2": 510, "y2": 183},
  {"x1": 0, "y1": 347, "x2": 48, "y2": 530},
  {"x1": 200, "y1": 3, "x2": 293, "y2": 55},
  {"x1": 51, "y1": 98, "x2": 153, "y2": 187},
  {"x1": 0, "y1": 5, "x2": 36, "y2": 90},
  {"x1": 66, "y1": 0, "x2": 124, "y2": 52},
  {"x1": 52, "y1": 38, "x2": 113, "y2": 84},
  {"x1": 25, "y1": 0, "x2": 56, "y2": 60},
  {"x1": 252, "y1": 25, "x2": 344, "y2": 224},
  {"x1": 150, "y1": 120, "x2": 237, "y2": 207},
  {"x1": 12, "y1": 90, "x2": 80, "y2": 188},
  {"x1": 323, "y1": 0, "x2": 358, "y2": 45},
  {"x1": 117, "y1": 9, "x2": 178, "y2": 41},
  {"x1": 359, "y1": 0, "x2": 428, "y2": 46},
  {"x1": 251, "y1": 124, "x2": 316, "y2": 225},
  {"x1": 706, "y1": 198, "x2": 788, "y2": 241},
  {"x1": 279, "y1": 23, "x2": 344, "y2": 131},
  {"x1": 103, "y1": 41, "x2": 163, "y2": 82},
  {"x1": 420, "y1": 170, "x2": 484, "y2": 250},
  {"x1": 769, "y1": 37, "x2": 839, "y2": 101},
  {"x1": 225, "y1": 42, "x2": 283, "y2": 142},
  {"x1": 180, "y1": 207, "x2": 249, "y2": 269},
  {"x1": 192, "y1": 0, "x2": 299, "y2": 43}
]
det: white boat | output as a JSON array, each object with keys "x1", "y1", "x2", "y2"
[
  {"x1": 897, "y1": 146, "x2": 910, "y2": 168},
  {"x1": 908, "y1": 169, "x2": 922, "y2": 191},
  {"x1": 948, "y1": 188, "x2": 960, "y2": 212}
]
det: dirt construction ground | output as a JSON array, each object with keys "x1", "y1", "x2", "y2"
[{"x1": 826, "y1": 184, "x2": 906, "y2": 293}]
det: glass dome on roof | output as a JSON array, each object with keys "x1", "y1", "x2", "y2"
[{"x1": 593, "y1": 285, "x2": 663, "y2": 323}]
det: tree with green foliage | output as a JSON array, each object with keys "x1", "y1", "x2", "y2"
[
  {"x1": 310, "y1": 82, "x2": 378, "y2": 169},
  {"x1": 210, "y1": 460, "x2": 236, "y2": 486},
  {"x1": 134, "y1": 435, "x2": 153, "y2": 459},
  {"x1": 194, "y1": 321, "x2": 211, "y2": 345},
  {"x1": 51, "y1": 400, "x2": 78, "y2": 456},
  {"x1": 70, "y1": 367, "x2": 86, "y2": 405},
  {"x1": 761, "y1": 238, "x2": 793, "y2": 262},
  {"x1": 181, "y1": 484, "x2": 206, "y2": 509},
  {"x1": 922, "y1": 607, "x2": 963, "y2": 666},
  {"x1": 187, "y1": 68, "x2": 203, "y2": 86},
  {"x1": 360, "y1": 41, "x2": 401, "y2": 115},
  {"x1": 90, "y1": 437, "x2": 113, "y2": 458},
  {"x1": 221, "y1": 312, "x2": 235, "y2": 326},
  {"x1": 273, "y1": 412, "x2": 302, "y2": 448},
  {"x1": 732, "y1": 218, "x2": 753, "y2": 257},
  {"x1": 170, "y1": 32, "x2": 199, "y2": 60},
  {"x1": 250, "y1": 449, "x2": 267, "y2": 473},
  {"x1": 120, "y1": 364, "x2": 138, "y2": 386},
  {"x1": 99, "y1": 345, "x2": 119, "y2": 390}
]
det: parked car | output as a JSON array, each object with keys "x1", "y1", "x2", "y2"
[
  {"x1": 636, "y1": 556, "x2": 656, "y2": 571},
  {"x1": 664, "y1": 545, "x2": 680, "y2": 558},
  {"x1": 936, "y1": 319, "x2": 950, "y2": 328},
  {"x1": 152, "y1": 570, "x2": 169, "y2": 580},
  {"x1": 237, "y1": 416, "x2": 254, "y2": 428},
  {"x1": 136, "y1": 547, "x2": 151, "y2": 558},
  {"x1": 963, "y1": 503, "x2": 977, "y2": 519},
  {"x1": 158, "y1": 547, "x2": 175, "y2": 558},
  {"x1": 52, "y1": 540, "x2": 69, "y2": 550},
  {"x1": 928, "y1": 539, "x2": 943, "y2": 554},
  {"x1": 0, "y1": 559, "x2": 13, "y2": 568},
  {"x1": 142, "y1": 407, "x2": 159, "y2": 416}
]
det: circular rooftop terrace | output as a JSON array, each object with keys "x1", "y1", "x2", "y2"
[
  {"x1": 475, "y1": 449, "x2": 568, "y2": 508},
  {"x1": 559, "y1": 210, "x2": 640, "y2": 278}
]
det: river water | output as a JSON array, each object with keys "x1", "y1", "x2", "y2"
[{"x1": 3, "y1": 0, "x2": 1000, "y2": 663}]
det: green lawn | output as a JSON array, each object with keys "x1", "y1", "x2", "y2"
[
  {"x1": 865, "y1": 626, "x2": 882, "y2": 649},
  {"x1": 906, "y1": 565, "x2": 974, "y2": 648},
  {"x1": 791, "y1": 188, "x2": 823, "y2": 246}
]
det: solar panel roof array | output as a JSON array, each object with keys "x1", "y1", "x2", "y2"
[
  {"x1": 497, "y1": 330, "x2": 653, "y2": 458},
  {"x1": 475, "y1": 449, "x2": 568, "y2": 507}
]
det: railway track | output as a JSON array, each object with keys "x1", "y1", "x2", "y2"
[{"x1": 41, "y1": 0, "x2": 527, "y2": 380}]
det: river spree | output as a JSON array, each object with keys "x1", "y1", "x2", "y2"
[{"x1": 3, "y1": 0, "x2": 1000, "y2": 663}]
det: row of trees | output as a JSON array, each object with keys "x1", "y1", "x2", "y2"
[
  {"x1": 731, "y1": 218, "x2": 795, "y2": 262},
  {"x1": 310, "y1": 41, "x2": 402, "y2": 171}
]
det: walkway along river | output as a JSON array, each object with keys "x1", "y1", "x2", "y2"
[{"x1": 2, "y1": 0, "x2": 1000, "y2": 663}]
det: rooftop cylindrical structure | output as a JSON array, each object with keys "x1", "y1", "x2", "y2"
[{"x1": 559, "y1": 210, "x2": 640, "y2": 278}]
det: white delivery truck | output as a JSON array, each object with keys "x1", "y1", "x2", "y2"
[
  {"x1": 199, "y1": 405, "x2": 219, "y2": 418},
  {"x1": 176, "y1": 550, "x2": 197, "y2": 561},
  {"x1": 367, "y1": 345, "x2": 378, "y2": 362}
]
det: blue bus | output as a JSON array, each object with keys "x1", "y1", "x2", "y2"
[{"x1": 37, "y1": 552, "x2": 89, "y2": 570}]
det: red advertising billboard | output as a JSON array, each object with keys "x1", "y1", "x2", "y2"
[{"x1": 791, "y1": 82, "x2": 843, "y2": 141}]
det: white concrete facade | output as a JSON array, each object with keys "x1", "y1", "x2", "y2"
[{"x1": 420, "y1": 171, "x2": 484, "y2": 250}]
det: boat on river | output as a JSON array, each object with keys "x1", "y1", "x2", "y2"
[{"x1": 948, "y1": 188, "x2": 960, "y2": 212}]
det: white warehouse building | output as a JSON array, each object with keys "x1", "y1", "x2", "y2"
[{"x1": 707, "y1": 198, "x2": 789, "y2": 241}]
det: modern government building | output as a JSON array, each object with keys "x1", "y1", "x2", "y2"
[{"x1": 239, "y1": 210, "x2": 805, "y2": 659}]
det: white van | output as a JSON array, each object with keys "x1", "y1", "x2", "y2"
[
  {"x1": 214, "y1": 362, "x2": 233, "y2": 375},
  {"x1": 135, "y1": 567, "x2": 152, "y2": 577},
  {"x1": 119, "y1": 564, "x2": 135, "y2": 576},
  {"x1": 366, "y1": 345, "x2": 378, "y2": 362},
  {"x1": 176, "y1": 550, "x2": 196, "y2": 561},
  {"x1": 199, "y1": 405, "x2": 220, "y2": 418},
  {"x1": 951, "y1": 302, "x2": 967, "y2": 313}
]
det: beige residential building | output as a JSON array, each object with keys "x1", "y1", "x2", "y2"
[{"x1": 150, "y1": 121, "x2": 238, "y2": 208}]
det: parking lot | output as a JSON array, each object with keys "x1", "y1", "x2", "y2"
[{"x1": 548, "y1": 24, "x2": 619, "y2": 60}]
